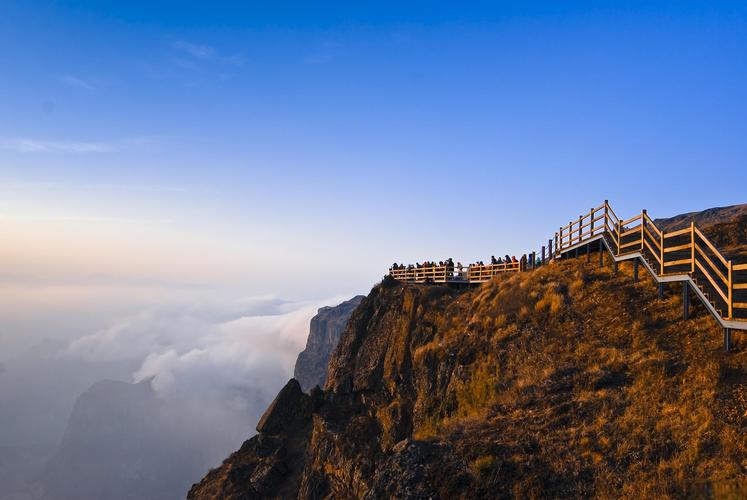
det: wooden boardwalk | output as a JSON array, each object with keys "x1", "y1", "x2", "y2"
[{"x1": 389, "y1": 201, "x2": 747, "y2": 340}]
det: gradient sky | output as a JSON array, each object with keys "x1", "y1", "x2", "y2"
[{"x1": 1, "y1": 1, "x2": 746, "y2": 301}]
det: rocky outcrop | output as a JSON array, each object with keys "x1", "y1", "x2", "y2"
[
  {"x1": 293, "y1": 296, "x2": 364, "y2": 392},
  {"x1": 190, "y1": 260, "x2": 747, "y2": 498},
  {"x1": 187, "y1": 379, "x2": 315, "y2": 499}
]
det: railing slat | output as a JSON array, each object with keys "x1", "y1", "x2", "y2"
[
  {"x1": 694, "y1": 226, "x2": 729, "y2": 267},
  {"x1": 695, "y1": 243, "x2": 728, "y2": 285},
  {"x1": 695, "y1": 259, "x2": 728, "y2": 303}
]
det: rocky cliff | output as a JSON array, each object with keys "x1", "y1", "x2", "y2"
[
  {"x1": 294, "y1": 296, "x2": 364, "y2": 392},
  {"x1": 188, "y1": 257, "x2": 747, "y2": 498}
]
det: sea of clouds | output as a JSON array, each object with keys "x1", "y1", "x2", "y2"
[{"x1": 0, "y1": 287, "x2": 349, "y2": 499}]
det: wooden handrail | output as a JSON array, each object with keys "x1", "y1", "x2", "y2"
[
  {"x1": 694, "y1": 243, "x2": 728, "y2": 286},
  {"x1": 621, "y1": 214, "x2": 642, "y2": 226},
  {"x1": 620, "y1": 226, "x2": 642, "y2": 238},
  {"x1": 605, "y1": 203, "x2": 620, "y2": 225},
  {"x1": 644, "y1": 239, "x2": 661, "y2": 264},
  {"x1": 620, "y1": 239, "x2": 642, "y2": 250},
  {"x1": 643, "y1": 214, "x2": 662, "y2": 237},
  {"x1": 643, "y1": 226, "x2": 661, "y2": 252},
  {"x1": 664, "y1": 227, "x2": 692, "y2": 238},
  {"x1": 664, "y1": 258, "x2": 693, "y2": 267},
  {"x1": 695, "y1": 259, "x2": 728, "y2": 303},
  {"x1": 694, "y1": 226, "x2": 729, "y2": 267},
  {"x1": 664, "y1": 242, "x2": 691, "y2": 253}
]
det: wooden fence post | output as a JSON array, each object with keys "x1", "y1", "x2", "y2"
[
  {"x1": 541, "y1": 246, "x2": 545, "y2": 266},
  {"x1": 690, "y1": 222, "x2": 696, "y2": 274},
  {"x1": 728, "y1": 260, "x2": 733, "y2": 319},
  {"x1": 659, "y1": 231, "x2": 664, "y2": 275},
  {"x1": 641, "y1": 209, "x2": 646, "y2": 251},
  {"x1": 579, "y1": 215, "x2": 583, "y2": 243},
  {"x1": 617, "y1": 220, "x2": 622, "y2": 256}
]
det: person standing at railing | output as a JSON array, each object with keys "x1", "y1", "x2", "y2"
[
  {"x1": 520, "y1": 254, "x2": 527, "y2": 272},
  {"x1": 491, "y1": 255, "x2": 498, "y2": 265}
]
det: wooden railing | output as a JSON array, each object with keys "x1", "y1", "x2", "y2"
[
  {"x1": 555, "y1": 201, "x2": 747, "y2": 322},
  {"x1": 389, "y1": 260, "x2": 522, "y2": 284},
  {"x1": 387, "y1": 200, "x2": 746, "y2": 324}
]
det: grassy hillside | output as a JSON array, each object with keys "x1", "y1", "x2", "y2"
[{"x1": 402, "y1": 259, "x2": 747, "y2": 497}]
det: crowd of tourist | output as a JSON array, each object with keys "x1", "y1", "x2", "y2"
[{"x1": 390, "y1": 253, "x2": 532, "y2": 277}]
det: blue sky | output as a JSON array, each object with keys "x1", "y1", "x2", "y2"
[{"x1": 1, "y1": 1, "x2": 746, "y2": 299}]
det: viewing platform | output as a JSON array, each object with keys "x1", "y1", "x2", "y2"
[{"x1": 389, "y1": 260, "x2": 523, "y2": 284}]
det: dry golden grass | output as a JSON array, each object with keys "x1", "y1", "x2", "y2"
[{"x1": 403, "y1": 258, "x2": 747, "y2": 497}]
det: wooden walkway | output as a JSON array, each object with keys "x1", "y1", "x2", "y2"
[{"x1": 389, "y1": 201, "x2": 747, "y2": 340}]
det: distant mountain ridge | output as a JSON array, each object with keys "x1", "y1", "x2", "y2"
[
  {"x1": 654, "y1": 202, "x2": 747, "y2": 260},
  {"x1": 654, "y1": 202, "x2": 747, "y2": 232}
]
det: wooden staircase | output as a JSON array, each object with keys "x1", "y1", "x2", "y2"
[{"x1": 554, "y1": 201, "x2": 747, "y2": 337}]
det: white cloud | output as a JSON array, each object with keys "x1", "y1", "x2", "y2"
[
  {"x1": 63, "y1": 294, "x2": 349, "y2": 395},
  {"x1": 59, "y1": 75, "x2": 96, "y2": 91},
  {"x1": 172, "y1": 40, "x2": 214, "y2": 59},
  {"x1": 171, "y1": 39, "x2": 246, "y2": 67},
  {"x1": 0, "y1": 138, "x2": 115, "y2": 153}
]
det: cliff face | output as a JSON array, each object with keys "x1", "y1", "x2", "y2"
[
  {"x1": 294, "y1": 296, "x2": 364, "y2": 392},
  {"x1": 189, "y1": 259, "x2": 747, "y2": 498}
]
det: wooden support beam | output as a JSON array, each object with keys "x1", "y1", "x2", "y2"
[
  {"x1": 599, "y1": 238, "x2": 604, "y2": 268},
  {"x1": 683, "y1": 282, "x2": 689, "y2": 320},
  {"x1": 725, "y1": 328, "x2": 732, "y2": 353},
  {"x1": 658, "y1": 283, "x2": 664, "y2": 300},
  {"x1": 633, "y1": 259, "x2": 639, "y2": 283}
]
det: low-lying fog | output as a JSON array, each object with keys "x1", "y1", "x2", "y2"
[{"x1": 0, "y1": 283, "x2": 347, "y2": 500}]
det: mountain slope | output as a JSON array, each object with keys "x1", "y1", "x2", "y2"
[
  {"x1": 654, "y1": 202, "x2": 747, "y2": 233},
  {"x1": 189, "y1": 258, "x2": 747, "y2": 498},
  {"x1": 654, "y1": 202, "x2": 747, "y2": 260}
]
